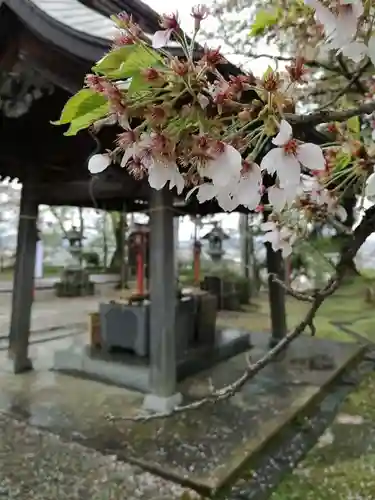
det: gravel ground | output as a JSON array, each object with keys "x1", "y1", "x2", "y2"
[{"x1": 0, "y1": 412, "x2": 199, "y2": 500}]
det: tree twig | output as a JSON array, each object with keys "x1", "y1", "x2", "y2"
[
  {"x1": 286, "y1": 100, "x2": 375, "y2": 126},
  {"x1": 105, "y1": 204, "x2": 375, "y2": 423},
  {"x1": 270, "y1": 273, "x2": 314, "y2": 302}
]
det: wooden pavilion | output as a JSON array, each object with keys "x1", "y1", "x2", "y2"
[{"x1": 0, "y1": 0, "x2": 286, "y2": 408}]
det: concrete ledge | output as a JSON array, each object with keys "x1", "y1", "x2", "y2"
[
  {"x1": 52, "y1": 329, "x2": 252, "y2": 394},
  {"x1": 53, "y1": 346, "x2": 150, "y2": 392}
]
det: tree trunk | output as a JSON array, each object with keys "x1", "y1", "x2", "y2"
[{"x1": 339, "y1": 194, "x2": 359, "y2": 276}]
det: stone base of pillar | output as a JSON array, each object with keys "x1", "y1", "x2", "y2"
[
  {"x1": 9, "y1": 353, "x2": 33, "y2": 374},
  {"x1": 142, "y1": 392, "x2": 182, "y2": 414}
]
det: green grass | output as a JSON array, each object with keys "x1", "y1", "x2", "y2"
[
  {"x1": 218, "y1": 275, "x2": 375, "y2": 343},
  {"x1": 271, "y1": 373, "x2": 375, "y2": 499},
  {"x1": 218, "y1": 275, "x2": 375, "y2": 499}
]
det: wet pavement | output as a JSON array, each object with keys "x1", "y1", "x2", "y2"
[
  {"x1": 0, "y1": 332, "x2": 365, "y2": 497},
  {"x1": 0, "y1": 296, "x2": 103, "y2": 338}
]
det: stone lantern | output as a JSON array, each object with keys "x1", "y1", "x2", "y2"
[
  {"x1": 54, "y1": 226, "x2": 94, "y2": 297},
  {"x1": 65, "y1": 226, "x2": 83, "y2": 267},
  {"x1": 202, "y1": 222, "x2": 229, "y2": 263}
]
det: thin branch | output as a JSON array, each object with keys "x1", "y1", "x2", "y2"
[
  {"x1": 49, "y1": 208, "x2": 69, "y2": 239},
  {"x1": 270, "y1": 273, "x2": 314, "y2": 302},
  {"x1": 314, "y1": 59, "x2": 371, "y2": 112},
  {"x1": 242, "y1": 51, "x2": 342, "y2": 74},
  {"x1": 286, "y1": 100, "x2": 375, "y2": 126},
  {"x1": 337, "y1": 53, "x2": 368, "y2": 94},
  {"x1": 106, "y1": 277, "x2": 340, "y2": 422},
  {"x1": 105, "y1": 204, "x2": 375, "y2": 423}
]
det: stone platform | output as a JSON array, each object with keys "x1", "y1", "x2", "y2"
[
  {"x1": 0, "y1": 332, "x2": 365, "y2": 498},
  {"x1": 53, "y1": 328, "x2": 251, "y2": 392}
]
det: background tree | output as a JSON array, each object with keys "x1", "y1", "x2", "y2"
[{"x1": 205, "y1": 0, "x2": 374, "y2": 274}]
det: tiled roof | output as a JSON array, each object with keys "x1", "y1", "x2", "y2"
[
  {"x1": 30, "y1": 0, "x2": 180, "y2": 47},
  {"x1": 31, "y1": 0, "x2": 116, "y2": 41}
]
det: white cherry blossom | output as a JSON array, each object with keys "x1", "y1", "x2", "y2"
[
  {"x1": 200, "y1": 144, "x2": 242, "y2": 188},
  {"x1": 268, "y1": 184, "x2": 297, "y2": 212},
  {"x1": 234, "y1": 162, "x2": 262, "y2": 210},
  {"x1": 305, "y1": 0, "x2": 368, "y2": 63},
  {"x1": 261, "y1": 221, "x2": 294, "y2": 257},
  {"x1": 152, "y1": 29, "x2": 174, "y2": 49},
  {"x1": 148, "y1": 160, "x2": 185, "y2": 194},
  {"x1": 260, "y1": 120, "x2": 325, "y2": 187},
  {"x1": 88, "y1": 153, "x2": 111, "y2": 174},
  {"x1": 196, "y1": 183, "x2": 239, "y2": 212},
  {"x1": 196, "y1": 161, "x2": 262, "y2": 211},
  {"x1": 365, "y1": 167, "x2": 375, "y2": 199}
]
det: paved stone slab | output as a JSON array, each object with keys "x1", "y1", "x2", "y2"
[
  {"x1": 0, "y1": 334, "x2": 365, "y2": 497},
  {"x1": 0, "y1": 412, "x2": 199, "y2": 500}
]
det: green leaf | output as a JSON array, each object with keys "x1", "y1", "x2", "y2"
[
  {"x1": 64, "y1": 102, "x2": 110, "y2": 136},
  {"x1": 94, "y1": 45, "x2": 162, "y2": 79},
  {"x1": 262, "y1": 65, "x2": 274, "y2": 79},
  {"x1": 249, "y1": 9, "x2": 281, "y2": 36},
  {"x1": 127, "y1": 73, "x2": 156, "y2": 95},
  {"x1": 347, "y1": 115, "x2": 360, "y2": 137},
  {"x1": 52, "y1": 89, "x2": 105, "y2": 126}
]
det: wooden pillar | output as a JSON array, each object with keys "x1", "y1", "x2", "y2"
[
  {"x1": 266, "y1": 243, "x2": 287, "y2": 347},
  {"x1": 239, "y1": 213, "x2": 250, "y2": 280},
  {"x1": 8, "y1": 183, "x2": 38, "y2": 373},
  {"x1": 143, "y1": 188, "x2": 182, "y2": 412}
]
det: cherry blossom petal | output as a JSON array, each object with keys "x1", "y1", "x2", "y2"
[
  {"x1": 118, "y1": 114, "x2": 130, "y2": 130},
  {"x1": 148, "y1": 162, "x2": 170, "y2": 190},
  {"x1": 368, "y1": 35, "x2": 375, "y2": 66},
  {"x1": 88, "y1": 154, "x2": 111, "y2": 174},
  {"x1": 120, "y1": 145, "x2": 138, "y2": 168},
  {"x1": 347, "y1": 0, "x2": 364, "y2": 18},
  {"x1": 305, "y1": 0, "x2": 337, "y2": 38},
  {"x1": 261, "y1": 221, "x2": 276, "y2": 232},
  {"x1": 297, "y1": 143, "x2": 325, "y2": 171},
  {"x1": 197, "y1": 183, "x2": 217, "y2": 203},
  {"x1": 197, "y1": 93, "x2": 210, "y2": 109},
  {"x1": 365, "y1": 172, "x2": 375, "y2": 198},
  {"x1": 277, "y1": 154, "x2": 301, "y2": 187},
  {"x1": 263, "y1": 230, "x2": 281, "y2": 250},
  {"x1": 335, "y1": 205, "x2": 347, "y2": 222},
  {"x1": 336, "y1": 10, "x2": 358, "y2": 40},
  {"x1": 280, "y1": 242, "x2": 293, "y2": 258},
  {"x1": 268, "y1": 186, "x2": 287, "y2": 212},
  {"x1": 152, "y1": 29, "x2": 173, "y2": 49},
  {"x1": 236, "y1": 185, "x2": 261, "y2": 209},
  {"x1": 260, "y1": 147, "x2": 284, "y2": 175},
  {"x1": 217, "y1": 191, "x2": 238, "y2": 212},
  {"x1": 272, "y1": 120, "x2": 292, "y2": 146},
  {"x1": 205, "y1": 145, "x2": 242, "y2": 187},
  {"x1": 340, "y1": 41, "x2": 367, "y2": 63},
  {"x1": 169, "y1": 168, "x2": 185, "y2": 195}
]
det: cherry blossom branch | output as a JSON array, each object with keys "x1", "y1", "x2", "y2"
[
  {"x1": 241, "y1": 50, "x2": 343, "y2": 74},
  {"x1": 286, "y1": 100, "x2": 375, "y2": 126},
  {"x1": 336, "y1": 54, "x2": 368, "y2": 95},
  {"x1": 270, "y1": 273, "x2": 314, "y2": 302},
  {"x1": 105, "y1": 279, "x2": 339, "y2": 423}
]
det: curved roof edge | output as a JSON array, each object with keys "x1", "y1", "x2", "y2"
[{"x1": 2, "y1": 0, "x2": 109, "y2": 62}]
